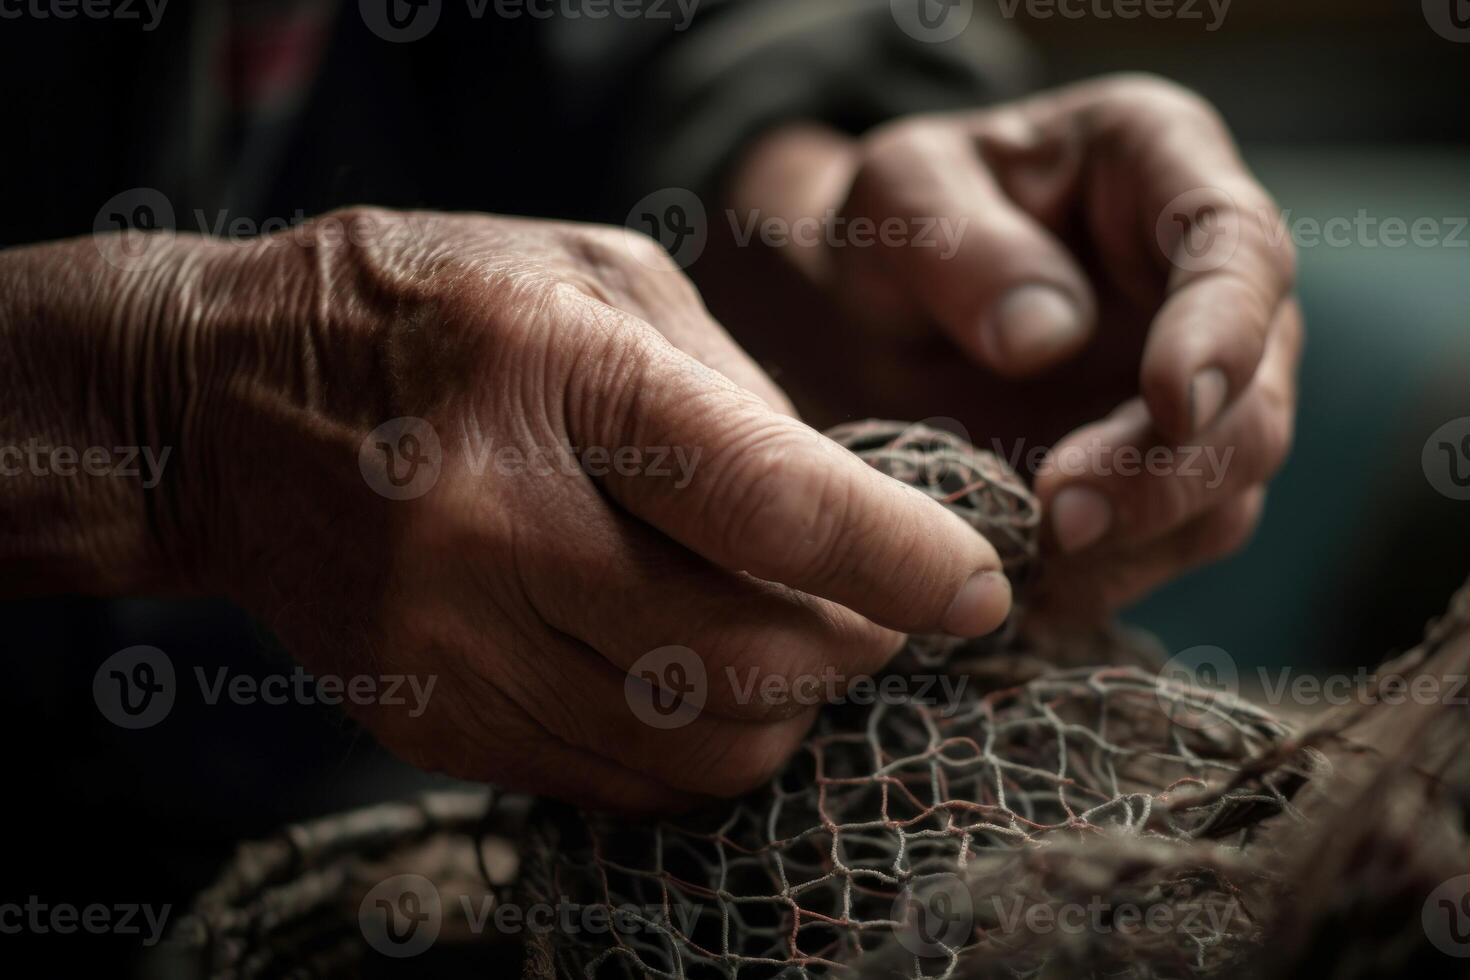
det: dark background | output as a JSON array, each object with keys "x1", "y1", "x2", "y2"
[{"x1": 1, "y1": 0, "x2": 1467, "y2": 974}]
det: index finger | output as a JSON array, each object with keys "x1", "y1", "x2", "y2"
[
  {"x1": 1082, "y1": 80, "x2": 1299, "y2": 442},
  {"x1": 1143, "y1": 171, "x2": 1297, "y2": 443},
  {"x1": 969, "y1": 77, "x2": 1298, "y2": 442}
]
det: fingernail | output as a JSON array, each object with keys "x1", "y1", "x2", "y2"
[
  {"x1": 942, "y1": 570, "x2": 1012, "y2": 638},
  {"x1": 1191, "y1": 367, "x2": 1230, "y2": 433},
  {"x1": 983, "y1": 285, "x2": 1088, "y2": 370},
  {"x1": 1052, "y1": 486, "x2": 1113, "y2": 553}
]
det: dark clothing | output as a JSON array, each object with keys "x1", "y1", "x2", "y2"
[{"x1": 1, "y1": 0, "x2": 1031, "y2": 247}]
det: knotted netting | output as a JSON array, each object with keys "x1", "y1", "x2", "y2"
[
  {"x1": 522, "y1": 668, "x2": 1299, "y2": 979},
  {"x1": 179, "y1": 418, "x2": 1451, "y2": 980},
  {"x1": 516, "y1": 421, "x2": 1309, "y2": 980}
]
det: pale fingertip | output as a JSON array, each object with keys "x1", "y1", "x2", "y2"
[
  {"x1": 1052, "y1": 485, "x2": 1113, "y2": 553},
  {"x1": 941, "y1": 570, "x2": 1012, "y2": 639},
  {"x1": 981, "y1": 284, "x2": 1089, "y2": 375}
]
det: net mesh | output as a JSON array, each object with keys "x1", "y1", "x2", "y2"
[
  {"x1": 525, "y1": 666, "x2": 1300, "y2": 979},
  {"x1": 174, "y1": 419, "x2": 1348, "y2": 980},
  {"x1": 519, "y1": 422, "x2": 1308, "y2": 980}
]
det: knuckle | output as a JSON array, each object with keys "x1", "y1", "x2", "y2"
[
  {"x1": 315, "y1": 203, "x2": 394, "y2": 229},
  {"x1": 564, "y1": 311, "x2": 666, "y2": 444},
  {"x1": 853, "y1": 116, "x2": 962, "y2": 201},
  {"x1": 684, "y1": 725, "x2": 795, "y2": 796},
  {"x1": 585, "y1": 224, "x2": 677, "y2": 273},
  {"x1": 708, "y1": 636, "x2": 814, "y2": 721},
  {"x1": 864, "y1": 113, "x2": 952, "y2": 158},
  {"x1": 814, "y1": 598, "x2": 902, "y2": 676},
  {"x1": 712, "y1": 426, "x2": 850, "y2": 578},
  {"x1": 1101, "y1": 73, "x2": 1220, "y2": 125},
  {"x1": 1233, "y1": 194, "x2": 1298, "y2": 288},
  {"x1": 1213, "y1": 274, "x2": 1280, "y2": 352},
  {"x1": 624, "y1": 228, "x2": 681, "y2": 273},
  {"x1": 556, "y1": 225, "x2": 681, "y2": 310},
  {"x1": 305, "y1": 205, "x2": 415, "y2": 255}
]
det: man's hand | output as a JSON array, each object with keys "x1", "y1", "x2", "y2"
[
  {"x1": 0, "y1": 209, "x2": 1013, "y2": 811},
  {"x1": 725, "y1": 74, "x2": 1303, "y2": 619}
]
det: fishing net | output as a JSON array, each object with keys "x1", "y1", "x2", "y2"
[
  {"x1": 514, "y1": 424, "x2": 1307, "y2": 980},
  {"x1": 521, "y1": 665, "x2": 1300, "y2": 979},
  {"x1": 170, "y1": 420, "x2": 1470, "y2": 980}
]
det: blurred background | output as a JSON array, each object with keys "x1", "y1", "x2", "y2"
[{"x1": 1, "y1": 0, "x2": 1466, "y2": 973}]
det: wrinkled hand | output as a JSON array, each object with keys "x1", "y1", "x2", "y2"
[
  {"x1": 45, "y1": 209, "x2": 1014, "y2": 811},
  {"x1": 727, "y1": 74, "x2": 1302, "y2": 619}
]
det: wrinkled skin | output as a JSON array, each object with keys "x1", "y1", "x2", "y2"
[
  {"x1": 1, "y1": 210, "x2": 1011, "y2": 812},
  {"x1": 724, "y1": 74, "x2": 1302, "y2": 620},
  {"x1": 1, "y1": 76, "x2": 1301, "y2": 811}
]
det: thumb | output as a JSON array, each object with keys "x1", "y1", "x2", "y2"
[{"x1": 565, "y1": 295, "x2": 1013, "y2": 639}]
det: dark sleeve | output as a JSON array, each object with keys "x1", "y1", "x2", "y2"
[{"x1": 535, "y1": 0, "x2": 1038, "y2": 215}]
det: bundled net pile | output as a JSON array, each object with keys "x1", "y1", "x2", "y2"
[
  {"x1": 174, "y1": 421, "x2": 1470, "y2": 980},
  {"x1": 520, "y1": 422, "x2": 1306, "y2": 980},
  {"x1": 523, "y1": 667, "x2": 1301, "y2": 979}
]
